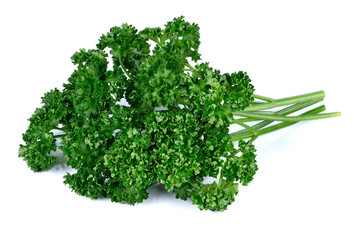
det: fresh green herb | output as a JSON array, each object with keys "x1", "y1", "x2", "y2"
[{"x1": 19, "y1": 17, "x2": 340, "y2": 211}]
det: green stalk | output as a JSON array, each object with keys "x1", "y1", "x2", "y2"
[
  {"x1": 117, "y1": 49, "x2": 133, "y2": 79},
  {"x1": 230, "y1": 105, "x2": 327, "y2": 141},
  {"x1": 252, "y1": 94, "x2": 274, "y2": 102},
  {"x1": 185, "y1": 63, "x2": 197, "y2": 72},
  {"x1": 243, "y1": 91, "x2": 325, "y2": 112},
  {"x1": 232, "y1": 118, "x2": 258, "y2": 135},
  {"x1": 235, "y1": 99, "x2": 323, "y2": 123},
  {"x1": 232, "y1": 99, "x2": 323, "y2": 136},
  {"x1": 233, "y1": 111, "x2": 340, "y2": 122}
]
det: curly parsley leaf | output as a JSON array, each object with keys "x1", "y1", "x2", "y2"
[{"x1": 18, "y1": 16, "x2": 339, "y2": 211}]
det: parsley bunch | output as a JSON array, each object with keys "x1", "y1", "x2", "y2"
[{"x1": 19, "y1": 17, "x2": 340, "y2": 211}]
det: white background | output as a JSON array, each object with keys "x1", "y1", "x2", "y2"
[{"x1": 1, "y1": 0, "x2": 353, "y2": 239}]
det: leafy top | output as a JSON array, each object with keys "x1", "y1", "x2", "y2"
[{"x1": 19, "y1": 16, "x2": 257, "y2": 211}]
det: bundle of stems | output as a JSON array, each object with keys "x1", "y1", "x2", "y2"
[{"x1": 230, "y1": 90, "x2": 340, "y2": 142}]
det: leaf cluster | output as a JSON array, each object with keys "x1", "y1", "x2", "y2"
[{"x1": 19, "y1": 16, "x2": 257, "y2": 211}]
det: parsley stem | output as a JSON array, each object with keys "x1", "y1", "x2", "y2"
[
  {"x1": 249, "y1": 101, "x2": 267, "y2": 105},
  {"x1": 150, "y1": 38, "x2": 163, "y2": 47},
  {"x1": 230, "y1": 105, "x2": 329, "y2": 141},
  {"x1": 245, "y1": 90, "x2": 325, "y2": 111},
  {"x1": 252, "y1": 94, "x2": 274, "y2": 102},
  {"x1": 232, "y1": 99, "x2": 323, "y2": 135},
  {"x1": 232, "y1": 119, "x2": 257, "y2": 136},
  {"x1": 117, "y1": 49, "x2": 133, "y2": 79},
  {"x1": 131, "y1": 50, "x2": 148, "y2": 56},
  {"x1": 233, "y1": 111, "x2": 340, "y2": 122},
  {"x1": 185, "y1": 63, "x2": 197, "y2": 71}
]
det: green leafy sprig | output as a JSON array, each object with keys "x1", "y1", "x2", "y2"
[{"x1": 19, "y1": 16, "x2": 340, "y2": 211}]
